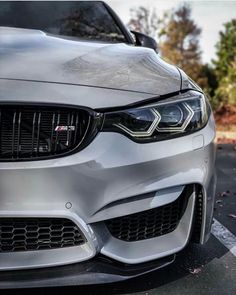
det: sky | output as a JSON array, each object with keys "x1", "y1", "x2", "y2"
[{"x1": 107, "y1": 0, "x2": 236, "y2": 64}]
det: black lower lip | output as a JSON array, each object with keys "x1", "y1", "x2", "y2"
[{"x1": 0, "y1": 254, "x2": 175, "y2": 289}]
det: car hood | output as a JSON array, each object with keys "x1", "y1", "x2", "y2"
[{"x1": 0, "y1": 27, "x2": 182, "y2": 98}]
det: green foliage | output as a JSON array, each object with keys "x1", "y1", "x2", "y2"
[
  {"x1": 213, "y1": 20, "x2": 236, "y2": 107},
  {"x1": 128, "y1": 5, "x2": 236, "y2": 110},
  {"x1": 157, "y1": 4, "x2": 217, "y2": 94},
  {"x1": 159, "y1": 4, "x2": 202, "y2": 68},
  {"x1": 213, "y1": 19, "x2": 236, "y2": 81},
  {"x1": 201, "y1": 64, "x2": 218, "y2": 107},
  {"x1": 215, "y1": 57, "x2": 236, "y2": 107}
]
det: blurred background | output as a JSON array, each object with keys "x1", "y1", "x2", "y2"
[{"x1": 108, "y1": 0, "x2": 236, "y2": 140}]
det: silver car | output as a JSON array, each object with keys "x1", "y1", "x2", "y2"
[{"x1": 0, "y1": 1, "x2": 216, "y2": 289}]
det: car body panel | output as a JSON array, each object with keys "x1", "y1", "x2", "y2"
[
  {"x1": 0, "y1": 12, "x2": 216, "y2": 285},
  {"x1": 0, "y1": 78, "x2": 154, "y2": 109},
  {"x1": 0, "y1": 113, "x2": 216, "y2": 269},
  {"x1": 0, "y1": 27, "x2": 181, "y2": 99}
]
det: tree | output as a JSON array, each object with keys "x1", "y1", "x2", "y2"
[
  {"x1": 213, "y1": 20, "x2": 236, "y2": 107},
  {"x1": 215, "y1": 57, "x2": 236, "y2": 107},
  {"x1": 201, "y1": 64, "x2": 218, "y2": 99},
  {"x1": 127, "y1": 6, "x2": 159, "y2": 38},
  {"x1": 127, "y1": 4, "x2": 218, "y2": 106},
  {"x1": 159, "y1": 4, "x2": 205, "y2": 87},
  {"x1": 213, "y1": 19, "x2": 236, "y2": 81}
]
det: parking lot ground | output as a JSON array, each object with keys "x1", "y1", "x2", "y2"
[{"x1": 3, "y1": 144, "x2": 236, "y2": 295}]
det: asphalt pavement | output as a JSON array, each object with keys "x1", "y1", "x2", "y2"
[{"x1": 3, "y1": 144, "x2": 236, "y2": 295}]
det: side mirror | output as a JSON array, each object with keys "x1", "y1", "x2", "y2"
[{"x1": 131, "y1": 31, "x2": 158, "y2": 52}]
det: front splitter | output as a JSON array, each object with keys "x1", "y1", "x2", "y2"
[{"x1": 0, "y1": 254, "x2": 175, "y2": 289}]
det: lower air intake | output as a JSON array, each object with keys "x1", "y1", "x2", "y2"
[
  {"x1": 106, "y1": 186, "x2": 191, "y2": 242},
  {"x1": 0, "y1": 218, "x2": 86, "y2": 253}
]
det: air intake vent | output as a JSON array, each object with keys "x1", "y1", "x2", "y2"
[
  {"x1": 0, "y1": 105, "x2": 95, "y2": 160},
  {"x1": 0, "y1": 218, "x2": 86, "y2": 252},
  {"x1": 106, "y1": 186, "x2": 192, "y2": 242},
  {"x1": 191, "y1": 185, "x2": 204, "y2": 243}
]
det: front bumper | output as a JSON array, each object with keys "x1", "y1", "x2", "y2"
[
  {"x1": 0, "y1": 114, "x2": 216, "y2": 274},
  {"x1": 0, "y1": 254, "x2": 175, "y2": 289}
]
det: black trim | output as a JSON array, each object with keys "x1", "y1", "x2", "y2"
[
  {"x1": 0, "y1": 254, "x2": 175, "y2": 289},
  {"x1": 105, "y1": 185, "x2": 192, "y2": 242},
  {"x1": 95, "y1": 88, "x2": 204, "y2": 113},
  {"x1": 0, "y1": 90, "x2": 209, "y2": 162},
  {"x1": 0, "y1": 102, "x2": 103, "y2": 162},
  {"x1": 0, "y1": 217, "x2": 86, "y2": 253},
  {"x1": 102, "y1": 2, "x2": 134, "y2": 45},
  {"x1": 99, "y1": 89, "x2": 210, "y2": 144},
  {"x1": 191, "y1": 185, "x2": 204, "y2": 243},
  {"x1": 176, "y1": 67, "x2": 183, "y2": 90}
]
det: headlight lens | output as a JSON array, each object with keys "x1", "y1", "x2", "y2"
[{"x1": 102, "y1": 91, "x2": 211, "y2": 142}]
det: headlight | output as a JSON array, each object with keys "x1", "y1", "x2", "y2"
[{"x1": 102, "y1": 91, "x2": 211, "y2": 142}]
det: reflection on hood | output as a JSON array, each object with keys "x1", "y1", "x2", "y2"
[{"x1": 0, "y1": 27, "x2": 181, "y2": 95}]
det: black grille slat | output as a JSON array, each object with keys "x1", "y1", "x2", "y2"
[
  {"x1": 50, "y1": 112, "x2": 56, "y2": 153},
  {"x1": 36, "y1": 112, "x2": 41, "y2": 155},
  {"x1": 0, "y1": 218, "x2": 86, "y2": 253},
  {"x1": 66, "y1": 113, "x2": 70, "y2": 147},
  {"x1": 55, "y1": 112, "x2": 60, "y2": 152},
  {"x1": 74, "y1": 113, "x2": 79, "y2": 145},
  {"x1": 69, "y1": 113, "x2": 74, "y2": 148},
  {"x1": 0, "y1": 105, "x2": 91, "y2": 160},
  {"x1": 11, "y1": 111, "x2": 16, "y2": 155},
  {"x1": 16, "y1": 111, "x2": 21, "y2": 157},
  {"x1": 31, "y1": 112, "x2": 36, "y2": 155},
  {"x1": 106, "y1": 187, "x2": 191, "y2": 242}
]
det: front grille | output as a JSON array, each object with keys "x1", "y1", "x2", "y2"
[
  {"x1": 0, "y1": 218, "x2": 86, "y2": 252},
  {"x1": 0, "y1": 105, "x2": 92, "y2": 160},
  {"x1": 106, "y1": 187, "x2": 191, "y2": 242}
]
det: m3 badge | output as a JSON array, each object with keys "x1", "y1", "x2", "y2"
[{"x1": 55, "y1": 126, "x2": 75, "y2": 132}]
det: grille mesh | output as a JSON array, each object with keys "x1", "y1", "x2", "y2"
[
  {"x1": 106, "y1": 188, "x2": 190, "y2": 242},
  {"x1": 0, "y1": 105, "x2": 91, "y2": 160},
  {"x1": 0, "y1": 218, "x2": 86, "y2": 252}
]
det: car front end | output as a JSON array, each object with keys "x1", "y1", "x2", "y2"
[
  {"x1": 0, "y1": 80, "x2": 216, "y2": 288},
  {"x1": 0, "y1": 1, "x2": 216, "y2": 289}
]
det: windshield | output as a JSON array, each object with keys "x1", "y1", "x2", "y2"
[{"x1": 0, "y1": 1, "x2": 127, "y2": 43}]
